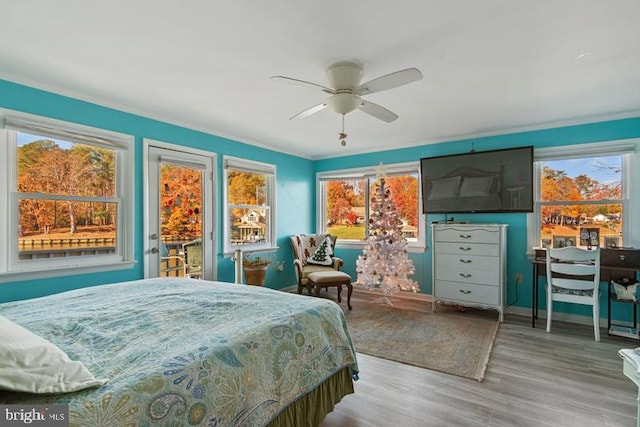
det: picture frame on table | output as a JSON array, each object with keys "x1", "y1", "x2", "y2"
[
  {"x1": 553, "y1": 236, "x2": 575, "y2": 248},
  {"x1": 604, "y1": 236, "x2": 620, "y2": 248},
  {"x1": 579, "y1": 227, "x2": 600, "y2": 249}
]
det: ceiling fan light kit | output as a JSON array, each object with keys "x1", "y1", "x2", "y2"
[
  {"x1": 326, "y1": 93, "x2": 362, "y2": 115},
  {"x1": 272, "y1": 61, "x2": 423, "y2": 145}
]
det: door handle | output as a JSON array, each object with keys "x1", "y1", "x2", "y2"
[{"x1": 150, "y1": 247, "x2": 159, "y2": 254}]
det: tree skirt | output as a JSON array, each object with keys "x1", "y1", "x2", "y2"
[{"x1": 343, "y1": 302, "x2": 499, "y2": 382}]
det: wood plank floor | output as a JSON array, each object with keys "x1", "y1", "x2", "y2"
[{"x1": 316, "y1": 289, "x2": 639, "y2": 427}]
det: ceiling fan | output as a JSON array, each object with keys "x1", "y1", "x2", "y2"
[{"x1": 271, "y1": 62, "x2": 423, "y2": 123}]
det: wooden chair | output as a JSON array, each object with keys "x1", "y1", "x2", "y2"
[
  {"x1": 546, "y1": 246, "x2": 601, "y2": 341},
  {"x1": 289, "y1": 234, "x2": 343, "y2": 295}
]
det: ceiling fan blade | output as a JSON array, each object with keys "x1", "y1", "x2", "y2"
[
  {"x1": 359, "y1": 100, "x2": 398, "y2": 122},
  {"x1": 356, "y1": 68, "x2": 423, "y2": 95},
  {"x1": 271, "y1": 76, "x2": 335, "y2": 94},
  {"x1": 289, "y1": 102, "x2": 327, "y2": 120}
]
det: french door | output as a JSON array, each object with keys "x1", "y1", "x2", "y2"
[{"x1": 144, "y1": 141, "x2": 216, "y2": 279}]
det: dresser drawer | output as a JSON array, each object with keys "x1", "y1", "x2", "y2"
[
  {"x1": 434, "y1": 241, "x2": 499, "y2": 257},
  {"x1": 434, "y1": 263, "x2": 500, "y2": 286},
  {"x1": 434, "y1": 280, "x2": 499, "y2": 305},
  {"x1": 435, "y1": 253, "x2": 499, "y2": 273},
  {"x1": 434, "y1": 226, "x2": 500, "y2": 244}
]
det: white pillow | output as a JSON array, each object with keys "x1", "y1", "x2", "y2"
[
  {"x1": 0, "y1": 315, "x2": 108, "y2": 394},
  {"x1": 307, "y1": 236, "x2": 334, "y2": 266},
  {"x1": 459, "y1": 176, "x2": 494, "y2": 197},
  {"x1": 428, "y1": 176, "x2": 461, "y2": 200}
]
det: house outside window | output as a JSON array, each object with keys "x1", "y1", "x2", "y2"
[
  {"x1": 317, "y1": 162, "x2": 425, "y2": 251},
  {"x1": 223, "y1": 156, "x2": 276, "y2": 254},
  {"x1": 527, "y1": 140, "x2": 639, "y2": 252},
  {"x1": 0, "y1": 110, "x2": 134, "y2": 281}
]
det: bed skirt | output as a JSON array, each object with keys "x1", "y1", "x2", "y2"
[{"x1": 268, "y1": 367, "x2": 354, "y2": 427}]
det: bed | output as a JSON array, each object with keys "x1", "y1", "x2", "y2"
[
  {"x1": 425, "y1": 166, "x2": 504, "y2": 213},
  {"x1": 0, "y1": 277, "x2": 359, "y2": 426}
]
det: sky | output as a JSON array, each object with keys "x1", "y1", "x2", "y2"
[
  {"x1": 17, "y1": 132, "x2": 72, "y2": 149},
  {"x1": 542, "y1": 155, "x2": 621, "y2": 185}
]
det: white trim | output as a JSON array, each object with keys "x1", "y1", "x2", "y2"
[
  {"x1": 1, "y1": 109, "x2": 131, "y2": 149},
  {"x1": 533, "y1": 138, "x2": 637, "y2": 160},
  {"x1": 222, "y1": 155, "x2": 277, "y2": 255},
  {"x1": 4, "y1": 74, "x2": 639, "y2": 160},
  {"x1": 143, "y1": 139, "x2": 217, "y2": 280},
  {"x1": 317, "y1": 161, "x2": 418, "y2": 180},
  {"x1": 224, "y1": 156, "x2": 276, "y2": 175},
  {"x1": 526, "y1": 138, "x2": 640, "y2": 255},
  {"x1": 316, "y1": 161, "x2": 425, "y2": 251},
  {"x1": 0, "y1": 111, "x2": 135, "y2": 280}
]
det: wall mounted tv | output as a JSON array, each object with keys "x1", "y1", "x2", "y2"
[{"x1": 420, "y1": 146, "x2": 534, "y2": 214}]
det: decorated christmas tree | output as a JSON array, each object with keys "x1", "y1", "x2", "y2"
[{"x1": 356, "y1": 170, "x2": 419, "y2": 300}]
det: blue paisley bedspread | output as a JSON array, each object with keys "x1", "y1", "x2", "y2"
[{"x1": 0, "y1": 278, "x2": 359, "y2": 426}]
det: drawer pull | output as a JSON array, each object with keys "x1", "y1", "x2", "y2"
[
  {"x1": 459, "y1": 273, "x2": 472, "y2": 278},
  {"x1": 459, "y1": 289, "x2": 472, "y2": 294},
  {"x1": 459, "y1": 259, "x2": 472, "y2": 263},
  {"x1": 459, "y1": 247, "x2": 472, "y2": 251},
  {"x1": 459, "y1": 234, "x2": 472, "y2": 239}
]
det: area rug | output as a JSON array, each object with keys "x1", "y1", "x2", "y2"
[{"x1": 343, "y1": 303, "x2": 499, "y2": 382}]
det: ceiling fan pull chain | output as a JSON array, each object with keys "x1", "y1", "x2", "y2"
[{"x1": 339, "y1": 114, "x2": 347, "y2": 147}]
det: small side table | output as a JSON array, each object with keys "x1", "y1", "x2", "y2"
[
  {"x1": 307, "y1": 271, "x2": 353, "y2": 310},
  {"x1": 619, "y1": 348, "x2": 640, "y2": 426}
]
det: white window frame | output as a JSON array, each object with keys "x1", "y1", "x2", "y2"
[
  {"x1": 526, "y1": 139, "x2": 640, "y2": 256},
  {"x1": 0, "y1": 109, "x2": 135, "y2": 282},
  {"x1": 222, "y1": 156, "x2": 277, "y2": 256},
  {"x1": 317, "y1": 161, "x2": 425, "y2": 252}
]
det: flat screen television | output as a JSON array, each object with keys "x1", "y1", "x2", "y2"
[{"x1": 420, "y1": 146, "x2": 534, "y2": 214}]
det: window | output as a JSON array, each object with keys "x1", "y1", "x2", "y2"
[
  {"x1": 223, "y1": 156, "x2": 276, "y2": 254},
  {"x1": 317, "y1": 162, "x2": 425, "y2": 251},
  {"x1": 527, "y1": 140, "x2": 639, "y2": 252},
  {"x1": 0, "y1": 110, "x2": 134, "y2": 281}
]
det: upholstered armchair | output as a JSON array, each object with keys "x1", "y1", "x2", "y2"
[{"x1": 289, "y1": 234, "x2": 343, "y2": 295}]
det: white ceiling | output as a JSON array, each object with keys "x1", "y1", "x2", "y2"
[{"x1": 1, "y1": 1, "x2": 639, "y2": 159}]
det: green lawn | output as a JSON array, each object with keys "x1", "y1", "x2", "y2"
[{"x1": 327, "y1": 225, "x2": 366, "y2": 240}]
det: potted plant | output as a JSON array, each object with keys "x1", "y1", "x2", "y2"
[{"x1": 242, "y1": 254, "x2": 272, "y2": 286}]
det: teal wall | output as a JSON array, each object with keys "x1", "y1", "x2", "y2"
[
  {"x1": 2, "y1": 78, "x2": 640, "y2": 323},
  {"x1": 0, "y1": 79, "x2": 315, "y2": 302},
  {"x1": 317, "y1": 118, "x2": 640, "y2": 321}
]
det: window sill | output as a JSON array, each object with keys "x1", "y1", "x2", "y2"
[
  {"x1": 223, "y1": 246, "x2": 279, "y2": 259},
  {"x1": 0, "y1": 261, "x2": 136, "y2": 284}
]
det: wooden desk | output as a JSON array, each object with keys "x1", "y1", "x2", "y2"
[{"x1": 531, "y1": 247, "x2": 640, "y2": 328}]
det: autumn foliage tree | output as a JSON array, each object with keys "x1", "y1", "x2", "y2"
[
  {"x1": 541, "y1": 165, "x2": 621, "y2": 225},
  {"x1": 160, "y1": 165, "x2": 203, "y2": 238},
  {"x1": 326, "y1": 180, "x2": 364, "y2": 226},
  {"x1": 18, "y1": 140, "x2": 115, "y2": 236}
]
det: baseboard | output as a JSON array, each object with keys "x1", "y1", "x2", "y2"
[{"x1": 282, "y1": 283, "x2": 620, "y2": 329}]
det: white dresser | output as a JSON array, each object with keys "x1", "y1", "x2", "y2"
[{"x1": 431, "y1": 223, "x2": 508, "y2": 322}]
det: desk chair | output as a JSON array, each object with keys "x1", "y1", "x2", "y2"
[{"x1": 546, "y1": 246, "x2": 601, "y2": 341}]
